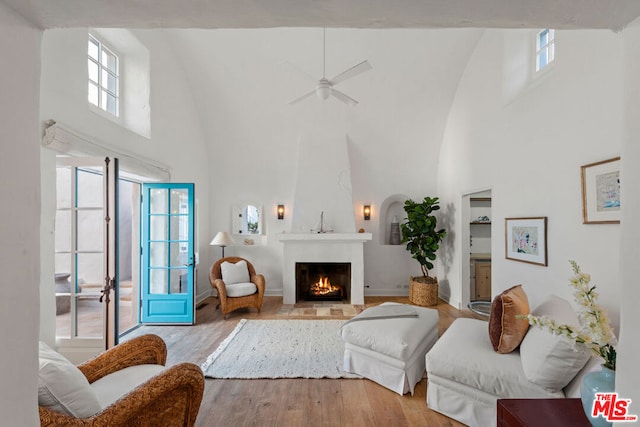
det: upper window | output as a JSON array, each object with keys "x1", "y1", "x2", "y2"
[
  {"x1": 88, "y1": 34, "x2": 119, "y2": 117},
  {"x1": 536, "y1": 29, "x2": 555, "y2": 72}
]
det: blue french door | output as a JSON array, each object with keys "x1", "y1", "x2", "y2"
[{"x1": 141, "y1": 183, "x2": 195, "y2": 324}]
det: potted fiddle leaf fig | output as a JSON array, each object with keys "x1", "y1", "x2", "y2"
[{"x1": 401, "y1": 196, "x2": 447, "y2": 306}]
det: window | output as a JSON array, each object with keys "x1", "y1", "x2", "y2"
[
  {"x1": 88, "y1": 34, "x2": 119, "y2": 116},
  {"x1": 536, "y1": 29, "x2": 555, "y2": 72}
]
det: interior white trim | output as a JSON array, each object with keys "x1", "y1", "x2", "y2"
[{"x1": 42, "y1": 121, "x2": 170, "y2": 181}]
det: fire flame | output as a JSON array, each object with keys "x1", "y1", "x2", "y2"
[{"x1": 309, "y1": 276, "x2": 342, "y2": 296}]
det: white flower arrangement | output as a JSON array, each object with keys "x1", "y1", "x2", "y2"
[{"x1": 521, "y1": 260, "x2": 617, "y2": 370}]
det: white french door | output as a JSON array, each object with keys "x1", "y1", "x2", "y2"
[{"x1": 54, "y1": 157, "x2": 118, "y2": 361}]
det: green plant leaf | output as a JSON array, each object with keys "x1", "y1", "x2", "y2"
[{"x1": 402, "y1": 196, "x2": 446, "y2": 276}]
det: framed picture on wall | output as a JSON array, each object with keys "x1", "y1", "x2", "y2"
[
  {"x1": 505, "y1": 217, "x2": 548, "y2": 266},
  {"x1": 581, "y1": 156, "x2": 621, "y2": 224}
]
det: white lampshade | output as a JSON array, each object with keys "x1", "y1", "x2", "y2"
[{"x1": 210, "y1": 231, "x2": 232, "y2": 246}]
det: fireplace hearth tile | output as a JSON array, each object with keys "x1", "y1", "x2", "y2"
[
  {"x1": 275, "y1": 303, "x2": 365, "y2": 318},
  {"x1": 316, "y1": 308, "x2": 331, "y2": 316}
]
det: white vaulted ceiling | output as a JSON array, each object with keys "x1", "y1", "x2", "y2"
[
  {"x1": 7, "y1": 1, "x2": 638, "y2": 218},
  {"x1": 2, "y1": 0, "x2": 640, "y2": 31}
]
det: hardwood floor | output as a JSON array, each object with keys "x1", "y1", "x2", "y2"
[{"x1": 124, "y1": 296, "x2": 485, "y2": 426}]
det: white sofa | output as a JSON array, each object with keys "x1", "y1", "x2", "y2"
[{"x1": 425, "y1": 295, "x2": 599, "y2": 427}]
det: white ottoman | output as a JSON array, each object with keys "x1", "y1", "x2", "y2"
[{"x1": 340, "y1": 302, "x2": 439, "y2": 395}]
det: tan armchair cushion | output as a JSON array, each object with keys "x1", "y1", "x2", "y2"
[{"x1": 38, "y1": 341, "x2": 102, "y2": 417}]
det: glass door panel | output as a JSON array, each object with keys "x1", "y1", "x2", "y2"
[
  {"x1": 117, "y1": 179, "x2": 140, "y2": 336},
  {"x1": 142, "y1": 183, "x2": 195, "y2": 324},
  {"x1": 54, "y1": 157, "x2": 118, "y2": 360}
]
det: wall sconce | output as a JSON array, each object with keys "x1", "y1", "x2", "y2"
[
  {"x1": 277, "y1": 204, "x2": 285, "y2": 220},
  {"x1": 363, "y1": 204, "x2": 371, "y2": 220}
]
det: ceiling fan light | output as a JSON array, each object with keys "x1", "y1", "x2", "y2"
[{"x1": 316, "y1": 85, "x2": 331, "y2": 100}]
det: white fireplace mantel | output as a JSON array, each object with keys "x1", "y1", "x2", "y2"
[
  {"x1": 278, "y1": 232, "x2": 372, "y2": 305},
  {"x1": 278, "y1": 232, "x2": 373, "y2": 243}
]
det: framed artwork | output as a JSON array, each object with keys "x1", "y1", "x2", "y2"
[
  {"x1": 505, "y1": 217, "x2": 548, "y2": 266},
  {"x1": 581, "y1": 157, "x2": 621, "y2": 224}
]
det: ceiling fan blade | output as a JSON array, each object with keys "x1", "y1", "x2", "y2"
[
  {"x1": 331, "y1": 89, "x2": 358, "y2": 106},
  {"x1": 329, "y1": 60, "x2": 372, "y2": 86},
  {"x1": 288, "y1": 89, "x2": 316, "y2": 105},
  {"x1": 280, "y1": 60, "x2": 318, "y2": 83}
]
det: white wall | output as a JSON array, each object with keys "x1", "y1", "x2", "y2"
[
  {"x1": 618, "y1": 18, "x2": 640, "y2": 417},
  {"x1": 0, "y1": 3, "x2": 41, "y2": 425},
  {"x1": 437, "y1": 26, "x2": 640, "y2": 405},
  {"x1": 438, "y1": 29, "x2": 623, "y2": 330},
  {"x1": 166, "y1": 28, "x2": 483, "y2": 294},
  {"x1": 438, "y1": 25, "x2": 640, "y2": 409},
  {"x1": 39, "y1": 28, "x2": 211, "y2": 343}
]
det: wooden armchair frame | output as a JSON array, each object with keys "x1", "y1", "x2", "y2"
[
  {"x1": 39, "y1": 334, "x2": 204, "y2": 427},
  {"x1": 209, "y1": 256, "x2": 265, "y2": 319}
]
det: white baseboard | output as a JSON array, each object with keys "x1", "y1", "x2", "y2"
[
  {"x1": 265, "y1": 288, "x2": 284, "y2": 297},
  {"x1": 196, "y1": 289, "x2": 213, "y2": 304},
  {"x1": 364, "y1": 287, "x2": 410, "y2": 297}
]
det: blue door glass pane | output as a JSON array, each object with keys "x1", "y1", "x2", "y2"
[{"x1": 142, "y1": 183, "x2": 195, "y2": 323}]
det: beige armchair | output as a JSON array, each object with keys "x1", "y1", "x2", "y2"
[
  {"x1": 209, "y1": 256, "x2": 265, "y2": 319},
  {"x1": 39, "y1": 334, "x2": 204, "y2": 427}
]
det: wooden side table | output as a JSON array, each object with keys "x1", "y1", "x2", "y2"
[{"x1": 497, "y1": 398, "x2": 592, "y2": 427}]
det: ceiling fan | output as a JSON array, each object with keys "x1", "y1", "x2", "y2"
[{"x1": 288, "y1": 29, "x2": 372, "y2": 106}]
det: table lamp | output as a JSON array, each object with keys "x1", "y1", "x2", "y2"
[{"x1": 210, "y1": 231, "x2": 232, "y2": 258}]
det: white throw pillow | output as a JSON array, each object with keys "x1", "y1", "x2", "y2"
[
  {"x1": 519, "y1": 295, "x2": 590, "y2": 392},
  {"x1": 38, "y1": 341, "x2": 102, "y2": 417},
  {"x1": 221, "y1": 260, "x2": 250, "y2": 284}
]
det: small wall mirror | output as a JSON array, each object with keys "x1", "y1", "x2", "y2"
[{"x1": 232, "y1": 204, "x2": 263, "y2": 235}]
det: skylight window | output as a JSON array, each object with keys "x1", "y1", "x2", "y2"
[
  {"x1": 88, "y1": 34, "x2": 119, "y2": 116},
  {"x1": 536, "y1": 29, "x2": 555, "y2": 72}
]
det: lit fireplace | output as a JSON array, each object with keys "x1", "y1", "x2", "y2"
[
  {"x1": 296, "y1": 262, "x2": 350, "y2": 302},
  {"x1": 309, "y1": 276, "x2": 343, "y2": 298}
]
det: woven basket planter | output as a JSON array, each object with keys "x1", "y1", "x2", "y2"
[{"x1": 409, "y1": 276, "x2": 439, "y2": 307}]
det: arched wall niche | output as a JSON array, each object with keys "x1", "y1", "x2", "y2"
[{"x1": 377, "y1": 194, "x2": 409, "y2": 245}]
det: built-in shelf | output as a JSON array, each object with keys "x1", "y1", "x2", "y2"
[{"x1": 378, "y1": 194, "x2": 408, "y2": 245}]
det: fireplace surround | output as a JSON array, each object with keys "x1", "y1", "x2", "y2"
[{"x1": 278, "y1": 232, "x2": 372, "y2": 305}]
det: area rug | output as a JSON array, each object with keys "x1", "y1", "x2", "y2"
[{"x1": 201, "y1": 319, "x2": 361, "y2": 379}]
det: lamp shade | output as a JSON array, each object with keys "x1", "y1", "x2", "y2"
[{"x1": 210, "y1": 231, "x2": 232, "y2": 246}]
